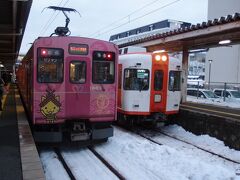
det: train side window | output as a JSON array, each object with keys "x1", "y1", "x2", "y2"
[
  {"x1": 169, "y1": 71, "x2": 181, "y2": 91},
  {"x1": 123, "y1": 48, "x2": 128, "y2": 54},
  {"x1": 37, "y1": 48, "x2": 64, "y2": 83},
  {"x1": 154, "y1": 70, "x2": 163, "y2": 91},
  {"x1": 119, "y1": 49, "x2": 122, "y2": 55},
  {"x1": 69, "y1": 61, "x2": 86, "y2": 83}
]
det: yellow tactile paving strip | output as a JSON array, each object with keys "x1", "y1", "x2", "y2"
[{"x1": 15, "y1": 89, "x2": 45, "y2": 180}]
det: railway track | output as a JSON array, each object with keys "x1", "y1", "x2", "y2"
[
  {"x1": 53, "y1": 147, "x2": 125, "y2": 180},
  {"x1": 153, "y1": 129, "x2": 240, "y2": 165},
  {"x1": 88, "y1": 147, "x2": 125, "y2": 180},
  {"x1": 54, "y1": 148, "x2": 77, "y2": 180},
  {"x1": 116, "y1": 125, "x2": 240, "y2": 165}
]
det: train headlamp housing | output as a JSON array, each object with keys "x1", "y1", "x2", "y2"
[
  {"x1": 154, "y1": 54, "x2": 168, "y2": 62},
  {"x1": 93, "y1": 51, "x2": 115, "y2": 61},
  {"x1": 39, "y1": 48, "x2": 63, "y2": 57},
  {"x1": 154, "y1": 94, "x2": 161, "y2": 103},
  {"x1": 161, "y1": 55, "x2": 167, "y2": 62},
  {"x1": 40, "y1": 49, "x2": 48, "y2": 56},
  {"x1": 155, "y1": 55, "x2": 161, "y2": 61}
]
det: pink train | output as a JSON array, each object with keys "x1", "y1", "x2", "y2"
[{"x1": 17, "y1": 36, "x2": 118, "y2": 143}]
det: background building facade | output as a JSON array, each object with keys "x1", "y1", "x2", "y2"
[{"x1": 206, "y1": 0, "x2": 240, "y2": 86}]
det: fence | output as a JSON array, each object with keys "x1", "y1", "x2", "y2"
[{"x1": 187, "y1": 81, "x2": 240, "y2": 102}]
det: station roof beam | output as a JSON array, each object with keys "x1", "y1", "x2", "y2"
[{"x1": 0, "y1": 0, "x2": 32, "y2": 70}]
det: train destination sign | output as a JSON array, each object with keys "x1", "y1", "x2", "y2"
[{"x1": 69, "y1": 44, "x2": 88, "y2": 55}]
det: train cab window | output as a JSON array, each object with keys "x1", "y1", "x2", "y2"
[
  {"x1": 37, "y1": 48, "x2": 63, "y2": 83},
  {"x1": 154, "y1": 70, "x2": 163, "y2": 91},
  {"x1": 124, "y1": 69, "x2": 149, "y2": 91},
  {"x1": 92, "y1": 51, "x2": 115, "y2": 84},
  {"x1": 169, "y1": 71, "x2": 181, "y2": 91},
  {"x1": 69, "y1": 61, "x2": 86, "y2": 83}
]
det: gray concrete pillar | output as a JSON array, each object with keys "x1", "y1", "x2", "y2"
[{"x1": 181, "y1": 49, "x2": 189, "y2": 103}]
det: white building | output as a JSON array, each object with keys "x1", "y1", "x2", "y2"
[
  {"x1": 109, "y1": 19, "x2": 191, "y2": 46},
  {"x1": 206, "y1": 0, "x2": 240, "y2": 86}
]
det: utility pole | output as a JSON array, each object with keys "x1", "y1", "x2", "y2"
[{"x1": 208, "y1": 59, "x2": 213, "y2": 89}]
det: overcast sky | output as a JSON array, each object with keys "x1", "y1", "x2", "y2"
[{"x1": 20, "y1": 0, "x2": 208, "y2": 54}]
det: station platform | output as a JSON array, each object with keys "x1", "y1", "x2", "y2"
[{"x1": 0, "y1": 85, "x2": 45, "y2": 180}]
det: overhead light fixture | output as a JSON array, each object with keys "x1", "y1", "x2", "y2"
[
  {"x1": 219, "y1": 40, "x2": 231, "y2": 45},
  {"x1": 0, "y1": 64, "x2": 4, "y2": 68},
  {"x1": 153, "y1": 50, "x2": 166, "y2": 53}
]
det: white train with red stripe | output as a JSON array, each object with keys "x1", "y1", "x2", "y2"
[{"x1": 117, "y1": 52, "x2": 182, "y2": 123}]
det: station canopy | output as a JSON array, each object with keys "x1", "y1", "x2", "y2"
[
  {"x1": 118, "y1": 13, "x2": 240, "y2": 53},
  {"x1": 0, "y1": 0, "x2": 32, "y2": 71}
]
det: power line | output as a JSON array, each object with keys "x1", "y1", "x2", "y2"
[
  {"x1": 41, "y1": 0, "x2": 70, "y2": 36},
  {"x1": 40, "y1": 0, "x2": 65, "y2": 35},
  {"x1": 88, "y1": 0, "x2": 162, "y2": 37},
  {"x1": 92, "y1": 0, "x2": 182, "y2": 38}
]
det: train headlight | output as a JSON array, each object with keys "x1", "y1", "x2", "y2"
[
  {"x1": 161, "y1": 55, "x2": 167, "y2": 62},
  {"x1": 155, "y1": 55, "x2": 161, "y2": 61},
  {"x1": 154, "y1": 94, "x2": 161, "y2": 103}
]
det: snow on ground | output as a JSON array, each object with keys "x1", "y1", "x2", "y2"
[
  {"x1": 60, "y1": 147, "x2": 118, "y2": 180},
  {"x1": 94, "y1": 127, "x2": 240, "y2": 180},
  {"x1": 40, "y1": 149, "x2": 70, "y2": 180},
  {"x1": 40, "y1": 126, "x2": 240, "y2": 180},
  {"x1": 141, "y1": 128, "x2": 240, "y2": 167},
  {"x1": 160, "y1": 124, "x2": 240, "y2": 163},
  {"x1": 187, "y1": 96, "x2": 240, "y2": 109}
]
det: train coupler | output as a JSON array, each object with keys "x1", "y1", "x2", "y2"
[{"x1": 70, "y1": 122, "x2": 90, "y2": 141}]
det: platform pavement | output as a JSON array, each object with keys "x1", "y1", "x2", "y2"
[{"x1": 0, "y1": 85, "x2": 45, "y2": 180}]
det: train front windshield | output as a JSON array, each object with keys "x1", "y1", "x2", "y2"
[
  {"x1": 124, "y1": 69, "x2": 150, "y2": 91},
  {"x1": 37, "y1": 48, "x2": 64, "y2": 83},
  {"x1": 169, "y1": 71, "x2": 181, "y2": 91},
  {"x1": 92, "y1": 51, "x2": 115, "y2": 84}
]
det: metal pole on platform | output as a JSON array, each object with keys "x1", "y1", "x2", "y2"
[
  {"x1": 208, "y1": 60, "x2": 213, "y2": 89},
  {"x1": 0, "y1": 63, "x2": 3, "y2": 78}
]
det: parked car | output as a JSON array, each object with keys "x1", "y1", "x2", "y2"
[
  {"x1": 187, "y1": 88, "x2": 221, "y2": 102},
  {"x1": 187, "y1": 75, "x2": 205, "y2": 88},
  {"x1": 213, "y1": 89, "x2": 240, "y2": 101}
]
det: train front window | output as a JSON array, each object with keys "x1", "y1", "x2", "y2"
[
  {"x1": 92, "y1": 51, "x2": 115, "y2": 84},
  {"x1": 154, "y1": 70, "x2": 163, "y2": 91},
  {"x1": 37, "y1": 48, "x2": 63, "y2": 83},
  {"x1": 70, "y1": 61, "x2": 86, "y2": 83},
  {"x1": 169, "y1": 71, "x2": 181, "y2": 91},
  {"x1": 124, "y1": 69, "x2": 149, "y2": 91}
]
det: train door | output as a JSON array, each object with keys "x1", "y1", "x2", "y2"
[
  {"x1": 150, "y1": 53, "x2": 169, "y2": 114},
  {"x1": 118, "y1": 64, "x2": 122, "y2": 108},
  {"x1": 150, "y1": 69, "x2": 166, "y2": 113},
  {"x1": 122, "y1": 68, "x2": 150, "y2": 114},
  {"x1": 65, "y1": 57, "x2": 89, "y2": 118}
]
